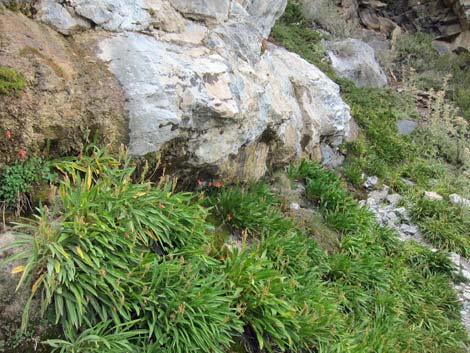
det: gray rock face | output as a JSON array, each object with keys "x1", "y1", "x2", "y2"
[
  {"x1": 36, "y1": 0, "x2": 90, "y2": 35},
  {"x1": 30, "y1": 0, "x2": 352, "y2": 180},
  {"x1": 327, "y1": 39, "x2": 388, "y2": 88},
  {"x1": 171, "y1": 0, "x2": 230, "y2": 22}
]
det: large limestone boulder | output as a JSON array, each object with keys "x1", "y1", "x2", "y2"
[
  {"x1": 2, "y1": 0, "x2": 352, "y2": 180},
  {"x1": 327, "y1": 38, "x2": 388, "y2": 88}
]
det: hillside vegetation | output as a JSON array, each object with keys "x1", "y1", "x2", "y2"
[{"x1": 0, "y1": 1, "x2": 469, "y2": 353}]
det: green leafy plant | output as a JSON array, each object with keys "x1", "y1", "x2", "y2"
[
  {"x1": 206, "y1": 181, "x2": 291, "y2": 235},
  {"x1": 0, "y1": 157, "x2": 56, "y2": 211},
  {"x1": 45, "y1": 321, "x2": 146, "y2": 353},
  {"x1": 411, "y1": 196, "x2": 470, "y2": 256},
  {"x1": 223, "y1": 245, "x2": 317, "y2": 352}
]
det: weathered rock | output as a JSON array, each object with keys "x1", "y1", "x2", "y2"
[
  {"x1": 400, "y1": 223, "x2": 419, "y2": 235},
  {"x1": 320, "y1": 143, "x2": 345, "y2": 168},
  {"x1": 67, "y1": 0, "x2": 186, "y2": 32},
  {"x1": 16, "y1": 0, "x2": 352, "y2": 181},
  {"x1": 364, "y1": 175, "x2": 379, "y2": 189},
  {"x1": 424, "y1": 191, "x2": 444, "y2": 201},
  {"x1": 170, "y1": 0, "x2": 230, "y2": 23},
  {"x1": 327, "y1": 38, "x2": 388, "y2": 88},
  {"x1": 368, "y1": 186, "x2": 390, "y2": 204},
  {"x1": 396, "y1": 119, "x2": 418, "y2": 135},
  {"x1": 386, "y1": 193, "x2": 403, "y2": 207},
  {"x1": 449, "y1": 193, "x2": 470, "y2": 207},
  {"x1": 0, "y1": 11, "x2": 127, "y2": 162},
  {"x1": 95, "y1": 28, "x2": 350, "y2": 180},
  {"x1": 36, "y1": 0, "x2": 90, "y2": 35}
]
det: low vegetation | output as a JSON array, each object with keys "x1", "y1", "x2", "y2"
[
  {"x1": 1, "y1": 148, "x2": 467, "y2": 352},
  {"x1": 0, "y1": 66, "x2": 26, "y2": 95},
  {"x1": 271, "y1": 1, "x2": 469, "y2": 257}
]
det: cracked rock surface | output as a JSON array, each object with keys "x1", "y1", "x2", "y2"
[{"x1": 27, "y1": 0, "x2": 352, "y2": 180}]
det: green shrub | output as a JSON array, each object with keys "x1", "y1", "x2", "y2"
[
  {"x1": 0, "y1": 66, "x2": 26, "y2": 94},
  {"x1": 0, "y1": 157, "x2": 55, "y2": 210},
  {"x1": 4, "y1": 147, "x2": 243, "y2": 353},
  {"x1": 140, "y1": 257, "x2": 243, "y2": 353},
  {"x1": 222, "y1": 244, "x2": 340, "y2": 352}
]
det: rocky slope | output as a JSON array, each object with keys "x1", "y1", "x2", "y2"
[{"x1": 0, "y1": 0, "x2": 353, "y2": 180}]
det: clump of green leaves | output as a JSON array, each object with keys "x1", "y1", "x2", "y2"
[
  {"x1": 0, "y1": 66, "x2": 26, "y2": 94},
  {"x1": 45, "y1": 321, "x2": 145, "y2": 353},
  {"x1": 0, "y1": 157, "x2": 55, "y2": 211},
  {"x1": 206, "y1": 181, "x2": 291, "y2": 235},
  {"x1": 5, "y1": 146, "x2": 241, "y2": 353},
  {"x1": 411, "y1": 196, "x2": 470, "y2": 256}
]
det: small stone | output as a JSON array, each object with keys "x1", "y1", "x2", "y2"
[
  {"x1": 450, "y1": 252, "x2": 461, "y2": 266},
  {"x1": 424, "y1": 191, "x2": 443, "y2": 201},
  {"x1": 386, "y1": 193, "x2": 403, "y2": 207},
  {"x1": 367, "y1": 189, "x2": 389, "y2": 205},
  {"x1": 363, "y1": 176, "x2": 379, "y2": 189},
  {"x1": 321, "y1": 143, "x2": 345, "y2": 168},
  {"x1": 396, "y1": 119, "x2": 418, "y2": 135},
  {"x1": 394, "y1": 207, "x2": 408, "y2": 218},
  {"x1": 449, "y1": 193, "x2": 470, "y2": 207},
  {"x1": 463, "y1": 291, "x2": 470, "y2": 301},
  {"x1": 386, "y1": 212, "x2": 398, "y2": 225},
  {"x1": 462, "y1": 269, "x2": 470, "y2": 281},
  {"x1": 400, "y1": 224, "x2": 419, "y2": 235},
  {"x1": 289, "y1": 202, "x2": 300, "y2": 211}
]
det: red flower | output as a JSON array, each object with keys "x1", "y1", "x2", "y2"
[
  {"x1": 159, "y1": 203, "x2": 165, "y2": 209},
  {"x1": 124, "y1": 233, "x2": 130, "y2": 238},
  {"x1": 77, "y1": 153, "x2": 83, "y2": 159},
  {"x1": 108, "y1": 144, "x2": 113, "y2": 151},
  {"x1": 208, "y1": 181, "x2": 213, "y2": 187},
  {"x1": 5, "y1": 131, "x2": 11, "y2": 139},
  {"x1": 214, "y1": 180, "x2": 223, "y2": 188},
  {"x1": 19, "y1": 149, "x2": 26, "y2": 157},
  {"x1": 197, "y1": 179, "x2": 203, "y2": 186}
]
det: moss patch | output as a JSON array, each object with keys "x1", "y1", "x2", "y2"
[{"x1": 0, "y1": 66, "x2": 26, "y2": 95}]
